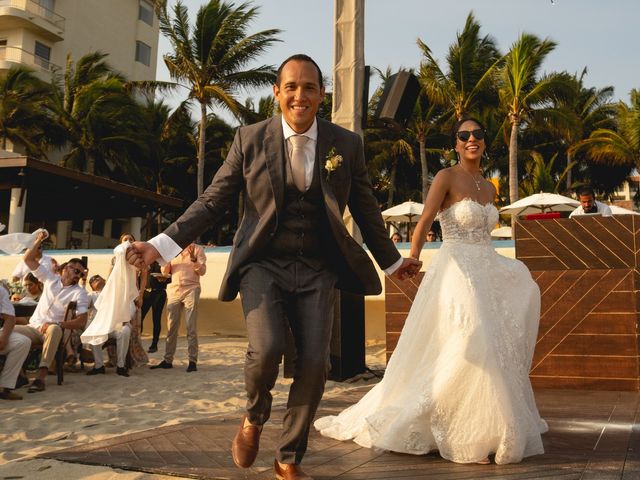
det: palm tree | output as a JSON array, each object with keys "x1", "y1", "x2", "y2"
[
  {"x1": 417, "y1": 12, "x2": 502, "y2": 122},
  {"x1": 519, "y1": 151, "x2": 574, "y2": 196},
  {"x1": 0, "y1": 66, "x2": 57, "y2": 156},
  {"x1": 153, "y1": 0, "x2": 281, "y2": 196},
  {"x1": 406, "y1": 94, "x2": 446, "y2": 202},
  {"x1": 48, "y1": 52, "x2": 146, "y2": 179},
  {"x1": 498, "y1": 33, "x2": 573, "y2": 203},
  {"x1": 542, "y1": 68, "x2": 616, "y2": 190},
  {"x1": 574, "y1": 89, "x2": 640, "y2": 170}
]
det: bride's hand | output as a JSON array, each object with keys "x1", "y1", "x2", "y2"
[{"x1": 394, "y1": 257, "x2": 422, "y2": 280}]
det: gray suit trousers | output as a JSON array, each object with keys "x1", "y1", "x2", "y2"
[{"x1": 239, "y1": 258, "x2": 337, "y2": 464}]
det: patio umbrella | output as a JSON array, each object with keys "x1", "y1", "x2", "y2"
[
  {"x1": 381, "y1": 201, "x2": 424, "y2": 223},
  {"x1": 490, "y1": 226, "x2": 512, "y2": 238},
  {"x1": 499, "y1": 193, "x2": 579, "y2": 216},
  {"x1": 609, "y1": 205, "x2": 639, "y2": 215},
  {"x1": 381, "y1": 201, "x2": 424, "y2": 241}
]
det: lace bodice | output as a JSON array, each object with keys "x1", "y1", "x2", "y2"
[{"x1": 437, "y1": 198, "x2": 499, "y2": 244}]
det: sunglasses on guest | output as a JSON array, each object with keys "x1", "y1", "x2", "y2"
[
  {"x1": 67, "y1": 265, "x2": 86, "y2": 277},
  {"x1": 456, "y1": 129, "x2": 485, "y2": 142}
]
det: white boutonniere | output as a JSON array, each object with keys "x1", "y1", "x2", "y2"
[{"x1": 324, "y1": 147, "x2": 343, "y2": 180}]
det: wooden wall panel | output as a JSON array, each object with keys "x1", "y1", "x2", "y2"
[{"x1": 385, "y1": 216, "x2": 640, "y2": 390}]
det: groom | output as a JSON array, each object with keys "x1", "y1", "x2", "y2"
[{"x1": 127, "y1": 54, "x2": 420, "y2": 479}]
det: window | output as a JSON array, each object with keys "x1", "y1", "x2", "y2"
[
  {"x1": 34, "y1": 41, "x2": 51, "y2": 70},
  {"x1": 38, "y1": 0, "x2": 55, "y2": 11},
  {"x1": 138, "y1": 1, "x2": 153, "y2": 26},
  {"x1": 135, "y1": 41, "x2": 151, "y2": 66}
]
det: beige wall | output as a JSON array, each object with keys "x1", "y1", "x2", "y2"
[
  {"x1": 0, "y1": 0, "x2": 159, "y2": 81},
  {"x1": 0, "y1": 244, "x2": 517, "y2": 342}
]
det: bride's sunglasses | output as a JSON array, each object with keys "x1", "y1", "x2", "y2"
[{"x1": 456, "y1": 129, "x2": 485, "y2": 142}]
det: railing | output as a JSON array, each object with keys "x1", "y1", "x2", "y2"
[
  {"x1": 0, "y1": 0, "x2": 65, "y2": 32},
  {"x1": 0, "y1": 45, "x2": 59, "y2": 72}
]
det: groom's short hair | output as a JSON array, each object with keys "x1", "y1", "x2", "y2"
[{"x1": 276, "y1": 54, "x2": 324, "y2": 89}]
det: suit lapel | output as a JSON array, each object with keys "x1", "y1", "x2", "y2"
[
  {"x1": 264, "y1": 116, "x2": 286, "y2": 212},
  {"x1": 316, "y1": 119, "x2": 342, "y2": 221}
]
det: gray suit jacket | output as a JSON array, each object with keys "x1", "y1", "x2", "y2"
[{"x1": 164, "y1": 115, "x2": 401, "y2": 301}]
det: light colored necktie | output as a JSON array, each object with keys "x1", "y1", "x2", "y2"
[{"x1": 289, "y1": 135, "x2": 309, "y2": 191}]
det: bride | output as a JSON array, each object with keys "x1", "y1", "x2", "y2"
[{"x1": 314, "y1": 117, "x2": 548, "y2": 465}]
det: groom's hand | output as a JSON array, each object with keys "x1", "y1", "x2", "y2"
[
  {"x1": 126, "y1": 241, "x2": 160, "y2": 270},
  {"x1": 394, "y1": 257, "x2": 422, "y2": 280}
]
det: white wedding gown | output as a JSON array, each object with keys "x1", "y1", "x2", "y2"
[{"x1": 315, "y1": 198, "x2": 548, "y2": 464}]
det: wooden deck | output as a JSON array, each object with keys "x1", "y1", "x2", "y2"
[{"x1": 39, "y1": 386, "x2": 640, "y2": 479}]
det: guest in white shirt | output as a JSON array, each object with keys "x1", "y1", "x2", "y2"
[
  {"x1": 13, "y1": 231, "x2": 89, "y2": 393},
  {"x1": 0, "y1": 286, "x2": 30, "y2": 400},
  {"x1": 569, "y1": 186, "x2": 613, "y2": 218},
  {"x1": 10, "y1": 243, "x2": 55, "y2": 282}
]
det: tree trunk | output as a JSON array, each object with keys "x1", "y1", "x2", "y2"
[
  {"x1": 419, "y1": 137, "x2": 429, "y2": 202},
  {"x1": 387, "y1": 161, "x2": 397, "y2": 208},
  {"x1": 508, "y1": 120, "x2": 519, "y2": 204},
  {"x1": 565, "y1": 150, "x2": 572, "y2": 192},
  {"x1": 198, "y1": 102, "x2": 207, "y2": 197}
]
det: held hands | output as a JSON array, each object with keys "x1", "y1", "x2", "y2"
[
  {"x1": 394, "y1": 257, "x2": 422, "y2": 281},
  {"x1": 126, "y1": 241, "x2": 160, "y2": 270}
]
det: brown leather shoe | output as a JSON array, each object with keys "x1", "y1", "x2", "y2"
[
  {"x1": 231, "y1": 416, "x2": 262, "y2": 468},
  {"x1": 274, "y1": 460, "x2": 313, "y2": 480}
]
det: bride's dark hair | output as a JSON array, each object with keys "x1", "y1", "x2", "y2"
[{"x1": 451, "y1": 116, "x2": 486, "y2": 147}]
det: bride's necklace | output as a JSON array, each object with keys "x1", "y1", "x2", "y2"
[{"x1": 458, "y1": 164, "x2": 482, "y2": 191}]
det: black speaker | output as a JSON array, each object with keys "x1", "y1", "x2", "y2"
[
  {"x1": 373, "y1": 71, "x2": 420, "y2": 129},
  {"x1": 329, "y1": 291, "x2": 366, "y2": 381}
]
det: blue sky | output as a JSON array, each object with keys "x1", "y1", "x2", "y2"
[{"x1": 157, "y1": 0, "x2": 639, "y2": 118}]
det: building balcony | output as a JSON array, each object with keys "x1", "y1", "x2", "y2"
[
  {"x1": 0, "y1": 0, "x2": 65, "y2": 41},
  {"x1": 0, "y1": 45, "x2": 59, "y2": 73}
]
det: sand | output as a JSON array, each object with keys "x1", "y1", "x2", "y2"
[{"x1": 0, "y1": 335, "x2": 385, "y2": 479}]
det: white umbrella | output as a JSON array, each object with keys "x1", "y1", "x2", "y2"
[
  {"x1": 491, "y1": 226, "x2": 512, "y2": 238},
  {"x1": 499, "y1": 192, "x2": 579, "y2": 216},
  {"x1": 610, "y1": 204, "x2": 639, "y2": 215},
  {"x1": 381, "y1": 201, "x2": 424, "y2": 222}
]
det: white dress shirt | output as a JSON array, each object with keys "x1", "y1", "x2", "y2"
[
  {"x1": 28, "y1": 264, "x2": 89, "y2": 329},
  {"x1": 282, "y1": 116, "x2": 318, "y2": 191},
  {"x1": 569, "y1": 200, "x2": 613, "y2": 217}
]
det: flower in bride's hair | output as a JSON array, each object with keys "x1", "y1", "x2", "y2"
[{"x1": 324, "y1": 147, "x2": 343, "y2": 179}]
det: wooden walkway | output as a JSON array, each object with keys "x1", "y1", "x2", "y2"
[{"x1": 40, "y1": 387, "x2": 640, "y2": 479}]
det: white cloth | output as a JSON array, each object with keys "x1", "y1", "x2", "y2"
[
  {"x1": 81, "y1": 242, "x2": 138, "y2": 346},
  {"x1": 569, "y1": 200, "x2": 613, "y2": 217},
  {"x1": 28, "y1": 264, "x2": 88, "y2": 329},
  {"x1": 315, "y1": 199, "x2": 548, "y2": 465},
  {"x1": 0, "y1": 228, "x2": 48, "y2": 255}
]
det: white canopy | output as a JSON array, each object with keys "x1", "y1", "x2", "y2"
[
  {"x1": 499, "y1": 193, "x2": 579, "y2": 216},
  {"x1": 381, "y1": 201, "x2": 424, "y2": 222},
  {"x1": 490, "y1": 226, "x2": 513, "y2": 238}
]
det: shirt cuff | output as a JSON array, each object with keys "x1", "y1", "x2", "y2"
[
  {"x1": 148, "y1": 233, "x2": 182, "y2": 265},
  {"x1": 383, "y1": 256, "x2": 404, "y2": 276}
]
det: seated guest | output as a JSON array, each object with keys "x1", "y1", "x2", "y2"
[
  {"x1": 13, "y1": 231, "x2": 89, "y2": 393},
  {"x1": 85, "y1": 322, "x2": 131, "y2": 377},
  {"x1": 10, "y1": 243, "x2": 55, "y2": 283},
  {"x1": 82, "y1": 240, "x2": 140, "y2": 376},
  {"x1": 85, "y1": 273, "x2": 131, "y2": 377},
  {"x1": 569, "y1": 186, "x2": 613, "y2": 217},
  {"x1": 0, "y1": 286, "x2": 30, "y2": 400},
  {"x1": 11, "y1": 273, "x2": 43, "y2": 304}
]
